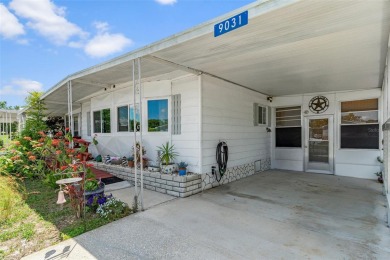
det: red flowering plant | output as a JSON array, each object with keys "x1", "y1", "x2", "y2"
[{"x1": 1, "y1": 129, "x2": 95, "y2": 186}]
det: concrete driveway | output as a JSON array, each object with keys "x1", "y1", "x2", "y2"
[{"x1": 24, "y1": 170, "x2": 390, "y2": 259}]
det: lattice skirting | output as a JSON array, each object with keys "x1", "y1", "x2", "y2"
[{"x1": 201, "y1": 158, "x2": 271, "y2": 190}]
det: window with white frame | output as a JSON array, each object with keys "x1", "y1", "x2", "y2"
[
  {"x1": 275, "y1": 106, "x2": 302, "y2": 148},
  {"x1": 93, "y1": 109, "x2": 110, "y2": 133},
  {"x1": 117, "y1": 104, "x2": 140, "y2": 132},
  {"x1": 148, "y1": 99, "x2": 168, "y2": 132},
  {"x1": 340, "y1": 99, "x2": 379, "y2": 149}
]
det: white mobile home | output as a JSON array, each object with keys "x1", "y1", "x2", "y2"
[{"x1": 39, "y1": 0, "x2": 390, "y2": 205}]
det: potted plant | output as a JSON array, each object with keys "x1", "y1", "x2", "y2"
[
  {"x1": 157, "y1": 142, "x2": 178, "y2": 174},
  {"x1": 178, "y1": 161, "x2": 188, "y2": 176},
  {"x1": 128, "y1": 156, "x2": 134, "y2": 168},
  {"x1": 148, "y1": 162, "x2": 160, "y2": 172},
  {"x1": 84, "y1": 179, "x2": 105, "y2": 197}
]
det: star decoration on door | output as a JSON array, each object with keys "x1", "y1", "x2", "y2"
[{"x1": 309, "y1": 96, "x2": 329, "y2": 114}]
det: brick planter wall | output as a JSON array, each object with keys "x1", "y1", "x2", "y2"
[{"x1": 92, "y1": 162, "x2": 202, "y2": 198}]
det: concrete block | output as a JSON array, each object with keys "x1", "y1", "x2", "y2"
[
  {"x1": 191, "y1": 188, "x2": 202, "y2": 195},
  {"x1": 145, "y1": 185, "x2": 156, "y2": 191},
  {"x1": 150, "y1": 172, "x2": 161, "y2": 179},
  {"x1": 167, "y1": 190, "x2": 180, "y2": 197},
  {"x1": 179, "y1": 182, "x2": 188, "y2": 188},
  {"x1": 180, "y1": 191, "x2": 192, "y2": 198},
  {"x1": 173, "y1": 176, "x2": 186, "y2": 182},
  {"x1": 191, "y1": 179, "x2": 202, "y2": 185},
  {"x1": 144, "y1": 180, "x2": 151, "y2": 185},
  {"x1": 161, "y1": 184, "x2": 173, "y2": 191},
  {"x1": 152, "y1": 183, "x2": 161, "y2": 188},
  {"x1": 166, "y1": 180, "x2": 180, "y2": 187},
  {"x1": 156, "y1": 187, "x2": 167, "y2": 194},
  {"x1": 161, "y1": 174, "x2": 173, "y2": 181},
  {"x1": 144, "y1": 176, "x2": 155, "y2": 182},
  {"x1": 186, "y1": 175, "x2": 200, "y2": 181},
  {"x1": 156, "y1": 179, "x2": 167, "y2": 184},
  {"x1": 173, "y1": 187, "x2": 186, "y2": 193},
  {"x1": 186, "y1": 185, "x2": 198, "y2": 192}
]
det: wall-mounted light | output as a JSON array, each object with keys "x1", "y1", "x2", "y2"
[
  {"x1": 266, "y1": 127, "x2": 272, "y2": 133},
  {"x1": 267, "y1": 96, "x2": 273, "y2": 102}
]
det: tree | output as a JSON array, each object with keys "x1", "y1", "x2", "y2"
[
  {"x1": 0, "y1": 101, "x2": 21, "y2": 110},
  {"x1": 20, "y1": 91, "x2": 47, "y2": 140}
]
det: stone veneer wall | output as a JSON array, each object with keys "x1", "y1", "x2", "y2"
[
  {"x1": 93, "y1": 158, "x2": 271, "y2": 198},
  {"x1": 92, "y1": 162, "x2": 202, "y2": 198},
  {"x1": 201, "y1": 158, "x2": 271, "y2": 190}
]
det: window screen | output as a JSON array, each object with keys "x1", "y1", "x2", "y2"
[
  {"x1": 102, "y1": 109, "x2": 111, "y2": 133},
  {"x1": 275, "y1": 106, "x2": 302, "y2": 148},
  {"x1": 93, "y1": 109, "x2": 110, "y2": 133},
  {"x1": 172, "y1": 94, "x2": 181, "y2": 135},
  {"x1": 73, "y1": 115, "x2": 79, "y2": 137},
  {"x1": 340, "y1": 99, "x2": 378, "y2": 149},
  {"x1": 87, "y1": 112, "x2": 91, "y2": 136},
  {"x1": 129, "y1": 104, "x2": 140, "y2": 132},
  {"x1": 117, "y1": 106, "x2": 128, "y2": 132},
  {"x1": 258, "y1": 106, "x2": 266, "y2": 125},
  {"x1": 93, "y1": 111, "x2": 101, "y2": 133}
]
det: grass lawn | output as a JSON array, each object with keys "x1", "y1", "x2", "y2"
[
  {"x1": 0, "y1": 175, "x2": 131, "y2": 259},
  {"x1": 0, "y1": 135, "x2": 10, "y2": 147}
]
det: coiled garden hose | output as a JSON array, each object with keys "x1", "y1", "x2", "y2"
[{"x1": 216, "y1": 141, "x2": 228, "y2": 182}]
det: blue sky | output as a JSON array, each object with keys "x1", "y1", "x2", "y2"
[{"x1": 0, "y1": 0, "x2": 254, "y2": 107}]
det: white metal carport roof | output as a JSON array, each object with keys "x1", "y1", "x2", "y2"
[
  {"x1": 0, "y1": 109, "x2": 19, "y2": 123},
  {"x1": 42, "y1": 0, "x2": 390, "y2": 115}
]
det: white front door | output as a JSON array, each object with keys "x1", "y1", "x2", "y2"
[{"x1": 304, "y1": 115, "x2": 334, "y2": 174}]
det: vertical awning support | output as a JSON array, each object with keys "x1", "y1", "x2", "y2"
[
  {"x1": 9, "y1": 111, "x2": 12, "y2": 140},
  {"x1": 132, "y1": 60, "x2": 138, "y2": 208},
  {"x1": 138, "y1": 58, "x2": 144, "y2": 211},
  {"x1": 6, "y1": 111, "x2": 10, "y2": 141},
  {"x1": 67, "y1": 81, "x2": 74, "y2": 149},
  {"x1": 132, "y1": 58, "x2": 144, "y2": 211}
]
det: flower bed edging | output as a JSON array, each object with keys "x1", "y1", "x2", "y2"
[{"x1": 92, "y1": 162, "x2": 202, "y2": 198}]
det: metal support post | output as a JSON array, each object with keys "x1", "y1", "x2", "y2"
[
  {"x1": 132, "y1": 60, "x2": 138, "y2": 208},
  {"x1": 138, "y1": 58, "x2": 144, "y2": 210}
]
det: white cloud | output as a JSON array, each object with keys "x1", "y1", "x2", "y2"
[
  {"x1": 0, "y1": 79, "x2": 43, "y2": 97},
  {"x1": 94, "y1": 21, "x2": 109, "y2": 33},
  {"x1": 0, "y1": 3, "x2": 25, "y2": 38},
  {"x1": 155, "y1": 0, "x2": 177, "y2": 5},
  {"x1": 9, "y1": 0, "x2": 87, "y2": 45},
  {"x1": 84, "y1": 22, "x2": 132, "y2": 58}
]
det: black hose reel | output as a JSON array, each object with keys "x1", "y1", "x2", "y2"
[{"x1": 214, "y1": 141, "x2": 228, "y2": 182}]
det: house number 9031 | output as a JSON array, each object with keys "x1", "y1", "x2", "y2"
[{"x1": 214, "y1": 11, "x2": 248, "y2": 37}]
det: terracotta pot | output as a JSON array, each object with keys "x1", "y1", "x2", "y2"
[{"x1": 128, "y1": 161, "x2": 134, "y2": 167}]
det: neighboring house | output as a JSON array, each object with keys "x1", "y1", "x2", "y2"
[
  {"x1": 0, "y1": 109, "x2": 19, "y2": 139},
  {"x1": 37, "y1": 0, "x2": 389, "y2": 204}
]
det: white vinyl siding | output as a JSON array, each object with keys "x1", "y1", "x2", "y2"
[{"x1": 201, "y1": 75, "x2": 270, "y2": 173}]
